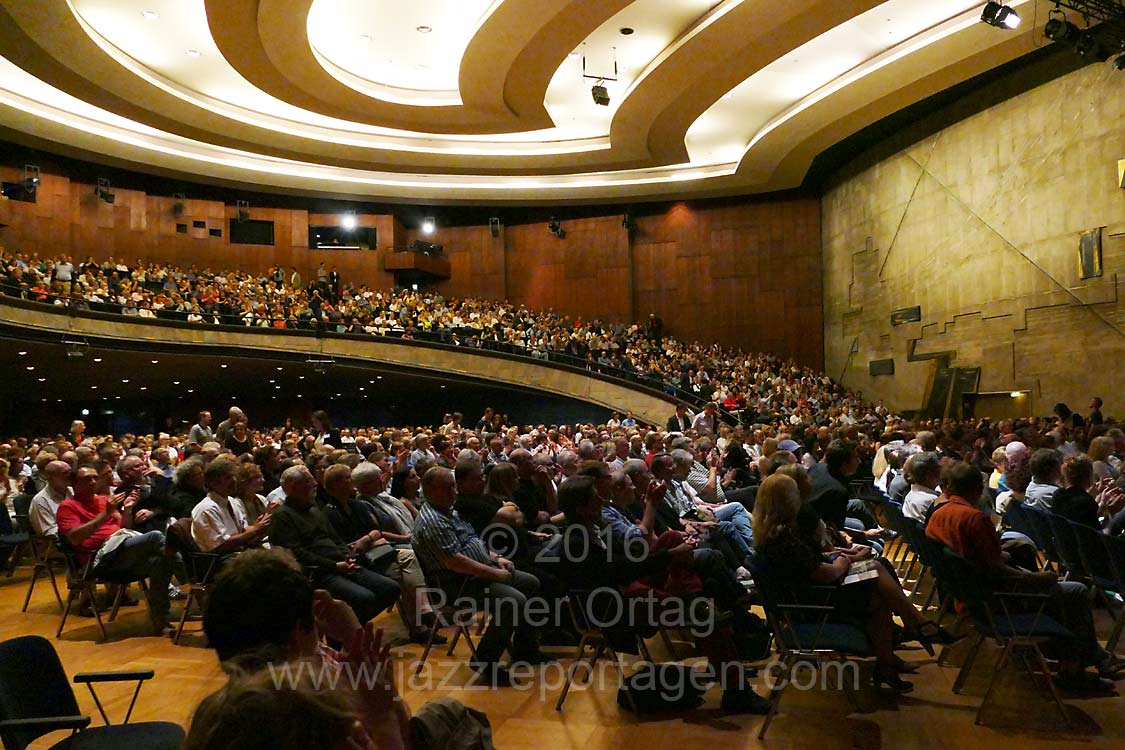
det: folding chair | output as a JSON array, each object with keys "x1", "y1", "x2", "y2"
[
  {"x1": 56, "y1": 539, "x2": 153, "y2": 642},
  {"x1": 555, "y1": 589, "x2": 654, "y2": 712},
  {"x1": 1045, "y1": 512, "x2": 1086, "y2": 581},
  {"x1": 0, "y1": 635, "x2": 183, "y2": 750},
  {"x1": 931, "y1": 546, "x2": 1073, "y2": 727},
  {"x1": 746, "y1": 553, "x2": 874, "y2": 739},
  {"x1": 20, "y1": 524, "x2": 63, "y2": 613},
  {"x1": 414, "y1": 576, "x2": 484, "y2": 676},
  {"x1": 0, "y1": 503, "x2": 30, "y2": 577}
]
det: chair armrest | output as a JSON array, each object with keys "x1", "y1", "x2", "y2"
[
  {"x1": 0, "y1": 715, "x2": 91, "y2": 732},
  {"x1": 776, "y1": 603, "x2": 836, "y2": 612},
  {"x1": 74, "y1": 670, "x2": 155, "y2": 683},
  {"x1": 992, "y1": 592, "x2": 1052, "y2": 601}
]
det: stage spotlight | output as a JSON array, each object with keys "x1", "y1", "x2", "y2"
[
  {"x1": 489, "y1": 217, "x2": 501, "y2": 238},
  {"x1": 980, "y1": 2, "x2": 1020, "y2": 29},
  {"x1": 341, "y1": 212, "x2": 358, "y2": 230},
  {"x1": 1076, "y1": 29, "x2": 1107, "y2": 60},
  {"x1": 95, "y1": 178, "x2": 115, "y2": 204},
  {"x1": 422, "y1": 216, "x2": 436, "y2": 234},
  {"x1": 1044, "y1": 12, "x2": 1079, "y2": 43},
  {"x1": 591, "y1": 83, "x2": 610, "y2": 106},
  {"x1": 548, "y1": 218, "x2": 566, "y2": 238}
]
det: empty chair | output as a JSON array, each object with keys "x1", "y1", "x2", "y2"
[{"x1": 0, "y1": 635, "x2": 183, "y2": 750}]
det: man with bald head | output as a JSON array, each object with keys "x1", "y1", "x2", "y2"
[
  {"x1": 214, "y1": 407, "x2": 245, "y2": 447},
  {"x1": 30, "y1": 460, "x2": 71, "y2": 537}
]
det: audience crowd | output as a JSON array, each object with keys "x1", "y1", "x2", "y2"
[{"x1": 4, "y1": 249, "x2": 1125, "y2": 745}]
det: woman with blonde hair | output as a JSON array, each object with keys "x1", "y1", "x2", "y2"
[
  {"x1": 752, "y1": 474, "x2": 956, "y2": 693},
  {"x1": 235, "y1": 462, "x2": 271, "y2": 520},
  {"x1": 1088, "y1": 436, "x2": 1119, "y2": 482}
]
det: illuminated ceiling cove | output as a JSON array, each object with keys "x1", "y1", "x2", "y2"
[{"x1": 0, "y1": 0, "x2": 1048, "y2": 202}]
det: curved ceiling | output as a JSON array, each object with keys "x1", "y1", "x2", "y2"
[{"x1": 0, "y1": 0, "x2": 1048, "y2": 202}]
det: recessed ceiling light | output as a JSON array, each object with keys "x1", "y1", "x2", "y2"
[
  {"x1": 377, "y1": 375, "x2": 383, "y2": 379},
  {"x1": 37, "y1": 377, "x2": 45, "y2": 382},
  {"x1": 186, "y1": 49, "x2": 202, "y2": 58},
  {"x1": 140, "y1": 386, "x2": 147, "y2": 391},
  {"x1": 359, "y1": 387, "x2": 365, "y2": 391},
  {"x1": 151, "y1": 359, "x2": 159, "y2": 364},
  {"x1": 41, "y1": 398, "x2": 46, "y2": 402},
  {"x1": 90, "y1": 385, "x2": 97, "y2": 390},
  {"x1": 17, "y1": 351, "x2": 26, "y2": 356},
  {"x1": 416, "y1": 25, "x2": 432, "y2": 33},
  {"x1": 220, "y1": 364, "x2": 228, "y2": 368},
  {"x1": 173, "y1": 381, "x2": 180, "y2": 385},
  {"x1": 115, "y1": 396, "x2": 121, "y2": 400},
  {"x1": 26, "y1": 365, "x2": 34, "y2": 371},
  {"x1": 187, "y1": 389, "x2": 194, "y2": 393},
  {"x1": 299, "y1": 375, "x2": 305, "y2": 380},
  {"x1": 93, "y1": 357, "x2": 102, "y2": 363},
  {"x1": 276, "y1": 367, "x2": 283, "y2": 371},
  {"x1": 269, "y1": 379, "x2": 275, "y2": 384},
  {"x1": 122, "y1": 379, "x2": 129, "y2": 383},
  {"x1": 142, "y1": 10, "x2": 158, "y2": 20}
]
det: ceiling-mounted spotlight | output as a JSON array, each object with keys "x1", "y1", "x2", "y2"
[
  {"x1": 341, "y1": 211, "x2": 358, "y2": 230},
  {"x1": 63, "y1": 337, "x2": 89, "y2": 359},
  {"x1": 22, "y1": 165, "x2": 39, "y2": 194},
  {"x1": 980, "y1": 2, "x2": 1020, "y2": 29},
  {"x1": 1044, "y1": 10, "x2": 1079, "y2": 42},
  {"x1": 95, "y1": 178, "x2": 115, "y2": 204},
  {"x1": 488, "y1": 217, "x2": 501, "y2": 238},
  {"x1": 421, "y1": 216, "x2": 436, "y2": 234},
  {"x1": 1076, "y1": 28, "x2": 1107, "y2": 60},
  {"x1": 172, "y1": 192, "x2": 186, "y2": 216},
  {"x1": 591, "y1": 81, "x2": 610, "y2": 106},
  {"x1": 548, "y1": 217, "x2": 566, "y2": 238},
  {"x1": 236, "y1": 199, "x2": 250, "y2": 222}
]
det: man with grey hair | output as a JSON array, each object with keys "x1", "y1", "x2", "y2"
[
  {"x1": 269, "y1": 464, "x2": 400, "y2": 624},
  {"x1": 556, "y1": 450, "x2": 579, "y2": 479},
  {"x1": 214, "y1": 406, "x2": 245, "y2": 447},
  {"x1": 576, "y1": 440, "x2": 598, "y2": 461},
  {"x1": 669, "y1": 448, "x2": 754, "y2": 555},
  {"x1": 30, "y1": 459, "x2": 71, "y2": 537},
  {"x1": 902, "y1": 452, "x2": 942, "y2": 522}
]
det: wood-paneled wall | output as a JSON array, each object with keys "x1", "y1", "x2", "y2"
[{"x1": 0, "y1": 168, "x2": 823, "y2": 369}]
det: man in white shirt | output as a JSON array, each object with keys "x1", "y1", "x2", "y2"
[
  {"x1": 902, "y1": 452, "x2": 942, "y2": 522},
  {"x1": 191, "y1": 457, "x2": 268, "y2": 553},
  {"x1": 691, "y1": 402, "x2": 720, "y2": 438},
  {"x1": 29, "y1": 460, "x2": 71, "y2": 537}
]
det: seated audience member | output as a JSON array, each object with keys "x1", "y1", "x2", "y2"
[
  {"x1": 411, "y1": 467, "x2": 546, "y2": 684},
  {"x1": 321, "y1": 464, "x2": 436, "y2": 643},
  {"x1": 194, "y1": 548, "x2": 494, "y2": 750},
  {"x1": 268, "y1": 465, "x2": 400, "y2": 623},
  {"x1": 453, "y1": 459, "x2": 527, "y2": 557},
  {"x1": 1052, "y1": 454, "x2": 1125, "y2": 529},
  {"x1": 926, "y1": 461, "x2": 1125, "y2": 688},
  {"x1": 389, "y1": 464, "x2": 422, "y2": 509},
  {"x1": 191, "y1": 456, "x2": 269, "y2": 554},
  {"x1": 507, "y1": 449, "x2": 556, "y2": 526},
  {"x1": 550, "y1": 475, "x2": 769, "y2": 713},
  {"x1": 754, "y1": 474, "x2": 956, "y2": 693},
  {"x1": 648, "y1": 452, "x2": 746, "y2": 569},
  {"x1": 901, "y1": 452, "x2": 942, "y2": 522},
  {"x1": 235, "y1": 461, "x2": 272, "y2": 520},
  {"x1": 354, "y1": 462, "x2": 417, "y2": 541},
  {"x1": 56, "y1": 465, "x2": 173, "y2": 633},
  {"x1": 29, "y1": 458, "x2": 70, "y2": 537},
  {"x1": 669, "y1": 448, "x2": 754, "y2": 552},
  {"x1": 987, "y1": 447, "x2": 1006, "y2": 490},
  {"x1": 807, "y1": 440, "x2": 883, "y2": 543},
  {"x1": 1088, "y1": 436, "x2": 1120, "y2": 482},
  {"x1": 1024, "y1": 448, "x2": 1062, "y2": 511},
  {"x1": 163, "y1": 457, "x2": 208, "y2": 519}
]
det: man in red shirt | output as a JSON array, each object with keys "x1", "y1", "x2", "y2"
[
  {"x1": 56, "y1": 465, "x2": 173, "y2": 634},
  {"x1": 926, "y1": 461, "x2": 1124, "y2": 689}
]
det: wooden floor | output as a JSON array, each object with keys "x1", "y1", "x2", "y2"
[{"x1": 4, "y1": 561, "x2": 1124, "y2": 750}]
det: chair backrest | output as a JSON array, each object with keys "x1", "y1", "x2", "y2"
[
  {"x1": 11, "y1": 494, "x2": 32, "y2": 525},
  {"x1": 1002, "y1": 502, "x2": 1036, "y2": 542},
  {"x1": 1045, "y1": 512, "x2": 1086, "y2": 578},
  {"x1": 166, "y1": 517, "x2": 200, "y2": 556},
  {"x1": 1022, "y1": 506, "x2": 1059, "y2": 563},
  {"x1": 1067, "y1": 520, "x2": 1120, "y2": 586},
  {"x1": 930, "y1": 545, "x2": 993, "y2": 623},
  {"x1": 881, "y1": 500, "x2": 912, "y2": 537},
  {"x1": 0, "y1": 636, "x2": 81, "y2": 750}
]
